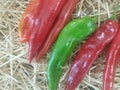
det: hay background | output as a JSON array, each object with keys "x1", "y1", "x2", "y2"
[{"x1": 0, "y1": 0, "x2": 120, "y2": 90}]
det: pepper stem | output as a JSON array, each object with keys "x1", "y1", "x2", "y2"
[
  {"x1": 92, "y1": 10, "x2": 100, "y2": 23},
  {"x1": 91, "y1": 15, "x2": 97, "y2": 22},
  {"x1": 111, "y1": 5, "x2": 120, "y2": 20}
]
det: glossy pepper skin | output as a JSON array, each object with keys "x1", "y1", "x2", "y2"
[
  {"x1": 35, "y1": 0, "x2": 78, "y2": 62},
  {"x1": 47, "y1": 17, "x2": 96, "y2": 90},
  {"x1": 103, "y1": 26, "x2": 120, "y2": 90},
  {"x1": 27, "y1": 0, "x2": 66, "y2": 62},
  {"x1": 65, "y1": 20, "x2": 119, "y2": 90},
  {"x1": 18, "y1": 0, "x2": 43, "y2": 42}
]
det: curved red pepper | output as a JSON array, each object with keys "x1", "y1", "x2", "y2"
[
  {"x1": 103, "y1": 26, "x2": 120, "y2": 90},
  {"x1": 65, "y1": 20, "x2": 119, "y2": 90},
  {"x1": 35, "y1": 0, "x2": 78, "y2": 62},
  {"x1": 28, "y1": 0, "x2": 66, "y2": 62},
  {"x1": 18, "y1": 0, "x2": 43, "y2": 42}
]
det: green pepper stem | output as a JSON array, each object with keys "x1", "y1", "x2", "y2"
[
  {"x1": 111, "y1": 5, "x2": 120, "y2": 20},
  {"x1": 92, "y1": 15, "x2": 98, "y2": 23}
]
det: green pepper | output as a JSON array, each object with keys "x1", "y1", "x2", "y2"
[{"x1": 47, "y1": 17, "x2": 96, "y2": 90}]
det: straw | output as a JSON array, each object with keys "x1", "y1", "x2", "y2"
[{"x1": 0, "y1": 0, "x2": 120, "y2": 90}]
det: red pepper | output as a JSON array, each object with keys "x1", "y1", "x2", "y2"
[
  {"x1": 35, "y1": 0, "x2": 78, "y2": 62},
  {"x1": 103, "y1": 26, "x2": 120, "y2": 90},
  {"x1": 28, "y1": 0, "x2": 66, "y2": 62},
  {"x1": 18, "y1": 0, "x2": 43, "y2": 42},
  {"x1": 65, "y1": 20, "x2": 119, "y2": 90}
]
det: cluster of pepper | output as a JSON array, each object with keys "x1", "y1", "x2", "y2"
[
  {"x1": 18, "y1": 0, "x2": 78, "y2": 63},
  {"x1": 18, "y1": 0, "x2": 120, "y2": 90}
]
